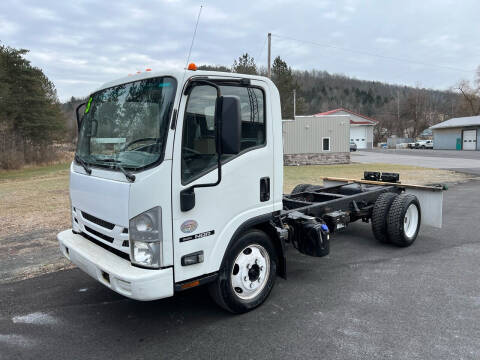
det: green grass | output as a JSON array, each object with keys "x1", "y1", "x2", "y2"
[{"x1": 0, "y1": 162, "x2": 71, "y2": 181}]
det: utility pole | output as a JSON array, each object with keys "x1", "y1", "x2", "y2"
[
  {"x1": 293, "y1": 89, "x2": 296, "y2": 118},
  {"x1": 397, "y1": 90, "x2": 400, "y2": 134},
  {"x1": 267, "y1": 33, "x2": 271, "y2": 78}
]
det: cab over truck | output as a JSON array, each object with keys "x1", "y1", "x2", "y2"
[{"x1": 58, "y1": 68, "x2": 444, "y2": 313}]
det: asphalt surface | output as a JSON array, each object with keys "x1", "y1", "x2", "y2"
[
  {"x1": 352, "y1": 149, "x2": 480, "y2": 175},
  {"x1": 2, "y1": 179, "x2": 480, "y2": 360}
]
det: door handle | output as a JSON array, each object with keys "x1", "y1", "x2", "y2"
[{"x1": 260, "y1": 177, "x2": 270, "y2": 202}]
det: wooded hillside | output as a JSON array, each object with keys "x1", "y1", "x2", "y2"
[{"x1": 201, "y1": 53, "x2": 479, "y2": 142}]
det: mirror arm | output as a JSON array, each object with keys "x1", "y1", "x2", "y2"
[{"x1": 180, "y1": 80, "x2": 224, "y2": 212}]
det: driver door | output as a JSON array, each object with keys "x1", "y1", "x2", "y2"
[{"x1": 171, "y1": 80, "x2": 274, "y2": 283}]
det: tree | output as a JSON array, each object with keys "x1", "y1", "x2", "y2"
[
  {"x1": 402, "y1": 85, "x2": 429, "y2": 138},
  {"x1": 271, "y1": 56, "x2": 295, "y2": 118},
  {"x1": 0, "y1": 44, "x2": 66, "y2": 168},
  {"x1": 455, "y1": 66, "x2": 480, "y2": 116},
  {"x1": 197, "y1": 64, "x2": 231, "y2": 73},
  {"x1": 232, "y1": 53, "x2": 257, "y2": 75}
]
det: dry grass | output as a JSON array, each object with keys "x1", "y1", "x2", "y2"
[
  {"x1": 283, "y1": 163, "x2": 470, "y2": 193},
  {"x1": 0, "y1": 163, "x2": 71, "y2": 239}
]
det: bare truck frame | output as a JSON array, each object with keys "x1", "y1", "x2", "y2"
[{"x1": 272, "y1": 172, "x2": 444, "y2": 261}]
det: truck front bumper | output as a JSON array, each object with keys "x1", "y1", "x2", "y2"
[{"x1": 57, "y1": 230, "x2": 173, "y2": 301}]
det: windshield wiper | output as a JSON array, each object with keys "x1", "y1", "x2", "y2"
[
  {"x1": 74, "y1": 155, "x2": 92, "y2": 175},
  {"x1": 116, "y1": 163, "x2": 136, "y2": 182}
]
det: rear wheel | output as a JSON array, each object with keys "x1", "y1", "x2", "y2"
[
  {"x1": 387, "y1": 194, "x2": 421, "y2": 247},
  {"x1": 209, "y1": 230, "x2": 277, "y2": 313},
  {"x1": 371, "y1": 192, "x2": 398, "y2": 243}
]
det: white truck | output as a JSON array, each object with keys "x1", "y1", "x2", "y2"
[
  {"x1": 58, "y1": 68, "x2": 444, "y2": 313},
  {"x1": 415, "y1": 140, "x2": 433, "y2": 149}
]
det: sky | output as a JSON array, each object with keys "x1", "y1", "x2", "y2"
[{"x1": 1, "y1": 0, "x2": 479, "y2": 101}]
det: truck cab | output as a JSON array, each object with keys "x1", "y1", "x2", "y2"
[{"x1": 58, "y1": 69, "x2": 284, "y2": 312}]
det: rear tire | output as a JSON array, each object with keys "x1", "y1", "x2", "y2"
[
  {"x1": 209, "y1": 230, "x2": 277, "y2": 314},
  {"x1": 291, "y1": 184, "x2": 311, "y2": 194},
  {"x1": 372, "y1": 192, "x2": 398, "y2": 243},
  {"x1": 387, "y1": 194, "x2": 421, "y2": 247}
]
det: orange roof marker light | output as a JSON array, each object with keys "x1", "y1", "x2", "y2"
[
  {"x1": 187, "y1": 63, "x2": 197, "y2": 71},
  {"x1": 136, "y1": 71, "x2": 141, "y2": 74},
  {"x1": 145, "y1": 68, "x2": 152, "y2": 72}
]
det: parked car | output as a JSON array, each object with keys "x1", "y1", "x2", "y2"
[
  {"x1": 350, "y1": 141, "x2": 357, "y2": 152},
  {"x1": 407, "y1": 142, "x2": 416, "y2": 149},
  {"x1": 415, "y1": 140, "x2": 433, "y2": 149}
]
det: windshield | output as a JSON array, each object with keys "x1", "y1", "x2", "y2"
[{"x1": 76, "y1": 76, "x2": 177, "y2": 171}]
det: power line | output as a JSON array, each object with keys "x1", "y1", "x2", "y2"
[
  {"x1": 271, "y1": 33, "x2": 475, "y2": 74},
  {"x1": 255, "y1": 35, "x2": 268, "y2": 65}
]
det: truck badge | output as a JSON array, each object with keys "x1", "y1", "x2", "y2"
[{"x1": 181, "y1": 220, "x2": 198, "y2": 233}]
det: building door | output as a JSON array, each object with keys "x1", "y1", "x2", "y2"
[
  {"x1": 350, "y1": 126, "x2": 367, "y2": 149},
  {"x1": 463, "y1": 130, "x2": 477, "y2": 150}
]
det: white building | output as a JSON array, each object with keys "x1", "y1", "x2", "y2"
[
  {"x1": 431, "y1": 115, "x2": 480, "y2": 151},
  {"x1": 314, "y1": 108, "x2": 377, "y2": 149}
]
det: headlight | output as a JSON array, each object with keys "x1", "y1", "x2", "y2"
[{"x1": 129, "y1": 207, "x2": 162, "y2": 268}]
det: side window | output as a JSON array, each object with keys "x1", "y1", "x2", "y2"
[
  {"x1": 221, "y1": 86, "x2": 265, "y2": 151},
  {"x1": 181, "y1": 84, "x2": 266, "y2": 184}
]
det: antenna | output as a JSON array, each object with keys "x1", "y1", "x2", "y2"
[{"x1": 185, "y1": 5, "x2": 203, "y2": 69}]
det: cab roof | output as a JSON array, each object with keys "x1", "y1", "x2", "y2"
[{"x1": 95, "y1": 69, "x2": 271, "y2": 94}]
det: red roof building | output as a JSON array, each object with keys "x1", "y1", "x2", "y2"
[{"x1": 312, "y1": 108, "x2": 377, "y2": 149}]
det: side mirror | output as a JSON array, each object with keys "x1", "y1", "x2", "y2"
[{"x1": 219, "y1": 95, "x2": 241, "y2": 155}]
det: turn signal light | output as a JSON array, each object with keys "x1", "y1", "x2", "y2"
[{"x1": 181, "y1": 280, "x2": 200, "y2": 290}]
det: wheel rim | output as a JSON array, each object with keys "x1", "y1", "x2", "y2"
[
  {"x1": 404, "y1": 203, "x2": 419, "y2": 238},
  {"x1": 230, "y1": 244, "x2": 270, "y2": 300}
]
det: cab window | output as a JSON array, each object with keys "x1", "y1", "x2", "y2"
[{"x1": 181, "y1": 84, "x2": 265, "y2": 184}]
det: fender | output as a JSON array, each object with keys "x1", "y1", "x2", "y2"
[{"x1": 219, "y1": 212, "x2": 287, "y2": 279}]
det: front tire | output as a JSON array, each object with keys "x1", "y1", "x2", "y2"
[
  {"x1": 209, "y1": 230, "x2": 277, "y2": 313},
  {"x1": 387, "y1": 194, "x2": 421, "y2": 247}
]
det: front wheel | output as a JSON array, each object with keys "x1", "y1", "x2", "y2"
[{"x1": 209, "y1": 230, "x2": 277, "y2": 313}]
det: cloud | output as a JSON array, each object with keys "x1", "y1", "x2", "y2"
[
  {"x1": 323, "y1": 11, "x2": 338, "y2": 19},
  {"x1": 420, "y1": 34, "x2": 463, "y2": 52},
  {"x1": 0, "y1": 17, "x2": 20, "y2": 35},
  {"x1": 375, "y1": 37, "x2": 398, "y2": 45},
  {"x1": 0, "y1": 0, "x2": 478, "y2": 100}
]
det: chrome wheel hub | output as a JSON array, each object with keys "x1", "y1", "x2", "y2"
[{"x1": 231, "y1": 244, "x2": 270, "y2": 300}]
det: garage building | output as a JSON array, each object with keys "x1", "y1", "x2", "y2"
[
  {"x1": 314, "y1": 108, "x2": 377, "y2": 149},
  {"x1": 283, "y1": 115, "x2": 350, "y2": 165},
  {"x1": 431, "y1": 115, "x2": 480, "y2": 151}
]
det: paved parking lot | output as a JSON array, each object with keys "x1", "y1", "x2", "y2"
[
  {"x1": 352, "y1": 149, "x2": 480, "y2": 175},
  {"x1": 1, "y1": 180, "x2": 480, "y2": 360}
]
